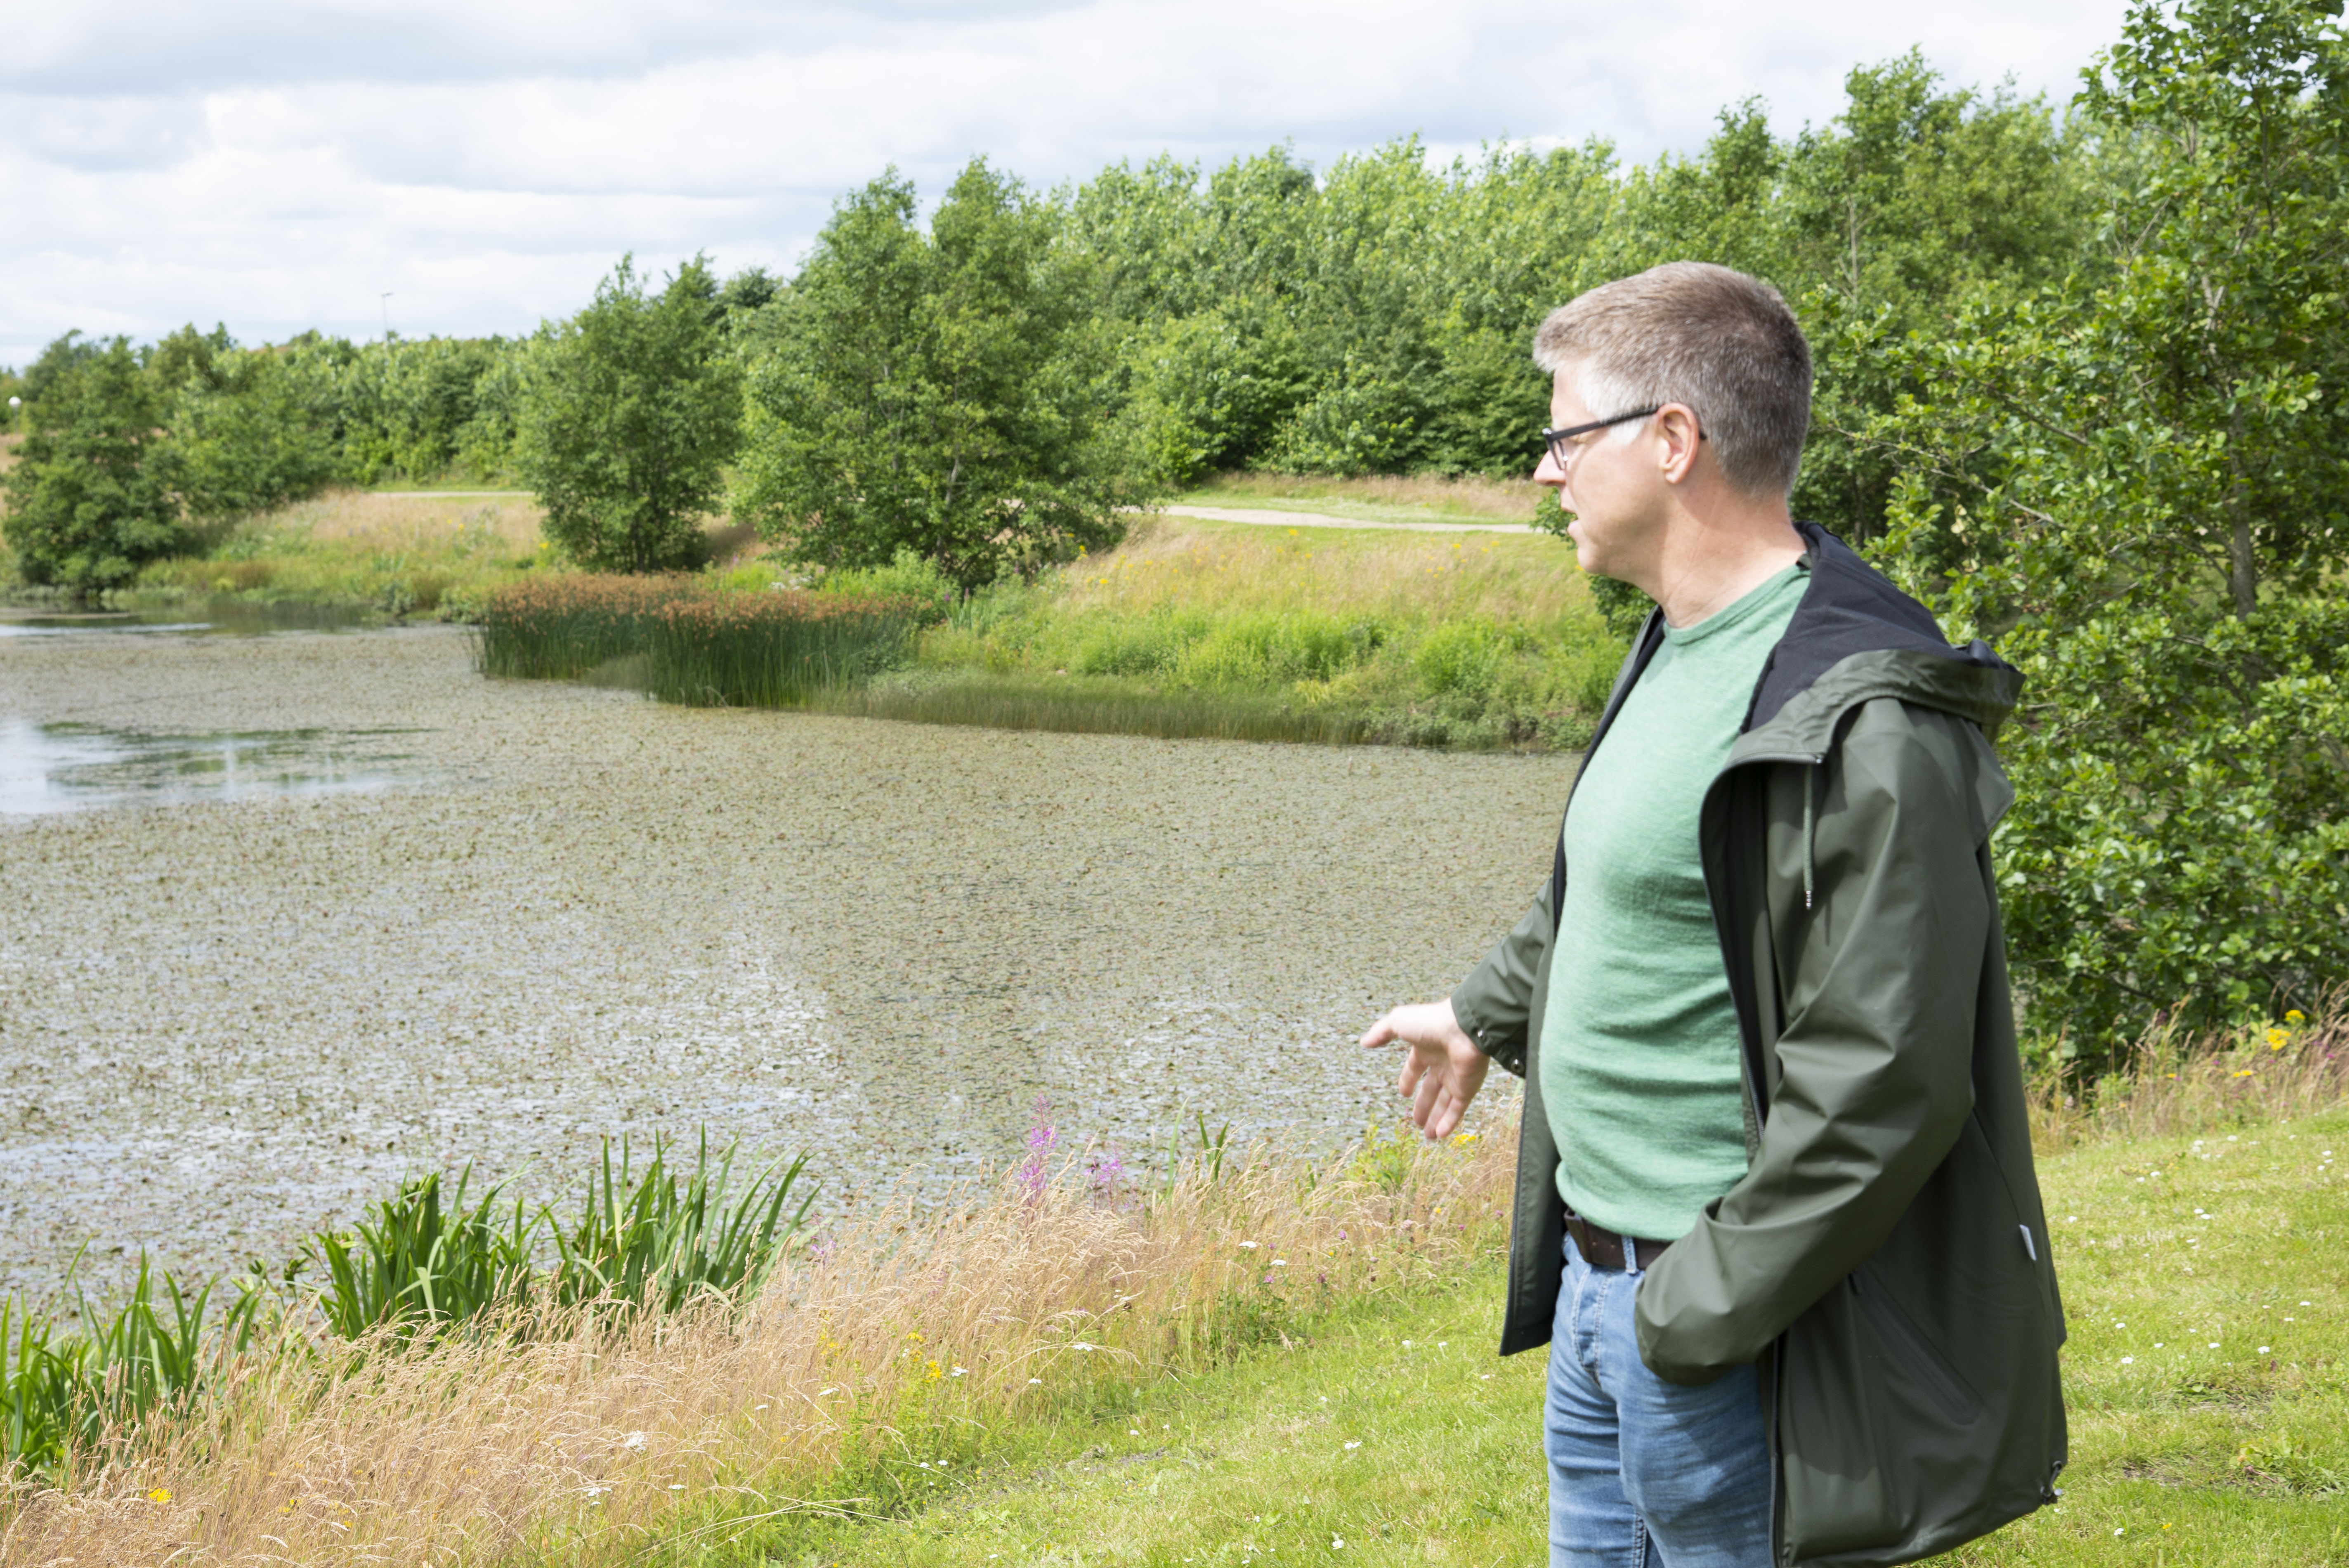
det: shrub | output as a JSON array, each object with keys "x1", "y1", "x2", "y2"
[
  {"x1": 1173, "y1": 611, "x2": 1368, "y2": 687},
  {"x1": 815, "y1": 546, "x2": 959, "y2": 625}
]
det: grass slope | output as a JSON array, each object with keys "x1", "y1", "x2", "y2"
[
  {"x1": 687, "y1": 1105, "x2": 2349, "y2": 1567},
  {"x1": 833, "y1": 510, "x2": 1620, "y2": 751}
]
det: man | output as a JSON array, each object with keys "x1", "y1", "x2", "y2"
[{"x1": 1359, "y1": 262, "x2": 2065, "y2": 1568}]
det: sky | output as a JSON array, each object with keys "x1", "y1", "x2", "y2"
[{"x1": 0, "y1": 0, "x2": 2136, "y2": 370}]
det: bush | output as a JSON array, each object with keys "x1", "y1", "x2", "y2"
[{"x1": 815, "y1": 546, "x2": 960, "y2": 625}]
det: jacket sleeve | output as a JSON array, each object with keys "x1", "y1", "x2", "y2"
[
  {"x1": 1448, "y1": 874, "x2": 1555, "y2": 1080},
  {"x1": 1636, "y1": 700, "x2": 1986, "y2": 1383}
]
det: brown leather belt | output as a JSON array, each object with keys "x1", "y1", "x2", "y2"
[{"x1": 1564, "y1": 1208, "x2": 1673, "y2": 1272}]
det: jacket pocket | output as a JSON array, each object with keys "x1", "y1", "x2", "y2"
[{"x1": 1851, "y1": 1266, "x2": 1983, "y2": 1425}]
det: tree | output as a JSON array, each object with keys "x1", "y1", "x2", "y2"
[
  {"x1": 1863, "y1": 0, "x2": 2349, "y2": 1057},
  {"x1": 149, "y1": 324, "x2": 342, "y2": 520},
  {"x1": 1, "y1": 335, "x2": 186, "y2": 593},
  {"x1": 734, "y1": 162, "x2": 1142, "y2": 590},
  {"x1": 515, "y1": 255, "x2": 742, "y2": 572}
]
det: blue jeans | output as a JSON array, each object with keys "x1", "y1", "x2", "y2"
[{"x1": 1545, "y1": 1234, "x2": 1773, "y2": 1567}]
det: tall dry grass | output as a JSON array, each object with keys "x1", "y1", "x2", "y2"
[
  {"x1": 1179, "y1": 472, "x2": 1545, "y2": 522},
  {"x1": 262, "y1": 491, "x2": 546, "y2": 555},
  {"x1": 0, "y1": 1124, "x2": 1513, "y2": 1566},
  {"x1": 1062, "y1": 516, "x2": 1590, "y2": 627},
  {"x1": 2027, "y1": 993, "x2": 2348, "y2": 1152}
]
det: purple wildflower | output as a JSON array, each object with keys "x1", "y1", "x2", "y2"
[
  {"x1": 1016, "y1": 1095, "x2": 1057, "y2": 1202},
  {"x1": 1088, "y1": 1147, "x2": 1127, "y2": 1200}
]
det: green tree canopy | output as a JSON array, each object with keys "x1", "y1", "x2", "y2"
[
  {"x1": 733, "y1": 161, "x2": 1141, "y2": 590},
  {"x1": 1, "y1": 335, "x2": 186, "y2": 593},
  {"x1": 516, "y1": 255, "x2": 742, "y2": 572},
  {"x1": 1864, "y1": 0, "x2": 2349, "y2": 1053}
]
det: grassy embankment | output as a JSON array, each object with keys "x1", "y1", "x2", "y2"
[
  {"x1": 6, "y1": 1013, "x2": 2344, "y2": 1567},
  {"x1": 123, "y1": 489, "x2": 554, "y2": 618},
  {"x1": 819, "y1": 503, "x2": 1615, "y2": 750},
  {"x1": 474, "y1": 471, "x2": 1615, "y2": 751}
]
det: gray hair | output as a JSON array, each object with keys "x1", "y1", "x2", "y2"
[{"x1": 1532, "y1": 262, "x2": 1812, "y2": 499}]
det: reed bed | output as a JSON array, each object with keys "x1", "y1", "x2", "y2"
[
  {"x1": 0, "y1": 1120, "x2": 1514, "y2": 1566},
  {"x1": 644, "y1": 590, "x2": 914, "y2": 707},
  {"x1": 474, "y1": 576, "x2": 914, "y2": 703},
  {"x1": 473, "y1": 576, "x2": 705, "y2": 680}
]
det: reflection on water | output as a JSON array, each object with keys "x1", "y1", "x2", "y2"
[
  {"x1": 0, "y1": 721, "x2": 427, "y2": 815},
  {"x1": 0, "y1": 601, "x2": 376, "y2": 637}
]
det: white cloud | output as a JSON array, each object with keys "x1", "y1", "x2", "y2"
[{"x1": 0, "y1": 0, "x2": 2132, "y2": 365}]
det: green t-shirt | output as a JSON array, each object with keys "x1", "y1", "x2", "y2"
[{"x1": 1540, "y1": 561, "x2": 1808, "y2": 1242}]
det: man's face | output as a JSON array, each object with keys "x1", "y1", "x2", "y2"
[{"x1": 1534, "y1": 366, "x2": 1667, "y2": 584}]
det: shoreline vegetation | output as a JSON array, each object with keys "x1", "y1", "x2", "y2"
[
  {"x1": 468, "y1": 503, "x2": 1619, "y2": 751},
  {"x1": 24, "y1": 475, "x2": 1622, "y2": 754},
  {"x1": 1, "y1": 1009, "x2": 2341, "y2": 1565}
]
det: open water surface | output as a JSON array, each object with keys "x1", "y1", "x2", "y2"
[{"x1": 0, "y1": 626, "x2": 1573, "y2": 1304}]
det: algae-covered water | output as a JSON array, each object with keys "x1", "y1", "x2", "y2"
[{"x1": 0, "y1": 626, "x2": 1573, "y2": 1302}]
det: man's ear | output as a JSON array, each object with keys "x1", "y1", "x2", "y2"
[{"x1": 1655, "y1": 404, "x2": 1703, "y2": 484}]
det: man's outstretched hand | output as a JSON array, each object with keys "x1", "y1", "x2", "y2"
[{"x1": 1359, "y1": 998, "x2": 1488, "y2": 1141}]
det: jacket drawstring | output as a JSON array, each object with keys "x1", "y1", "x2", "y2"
[{"x1": 1803, "y1": 763, "x2": 1818, "y2": 910}]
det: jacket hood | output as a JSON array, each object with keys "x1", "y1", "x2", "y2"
[{"x1": 1737, "y1": 522, "x2": 2022, "y2": 753}]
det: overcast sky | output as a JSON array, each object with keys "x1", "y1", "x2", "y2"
[{"x1": 0, "y1": 0, "x2": 2135, "y2": 368}]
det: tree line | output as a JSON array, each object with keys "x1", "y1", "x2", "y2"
[
  {"x1": 3, "y1": 0, "x2": 2342, "y2": 1056},
  {"x1": 1, "y1": 41, "x2": 2087, "y2": 590}
]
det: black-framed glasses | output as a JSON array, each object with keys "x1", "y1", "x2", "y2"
[{"x1": 1540, "y1": 406, "x2": 1702, "y2": 467}]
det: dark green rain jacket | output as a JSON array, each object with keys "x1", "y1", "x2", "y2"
[{"x1": 1450, "y1": 524, "x2": 2067, "y2": 1566}]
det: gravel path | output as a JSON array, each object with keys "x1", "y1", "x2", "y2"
[{"x1": 0, "y1": 628, "x2": 1572, "y2": 1304}]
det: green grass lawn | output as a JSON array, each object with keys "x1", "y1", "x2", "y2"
[{"x1": 671, "y1": 1105, "x2": 2349, "y2": 1567}]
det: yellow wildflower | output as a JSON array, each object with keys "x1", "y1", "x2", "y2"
[
  {"x1": 2286, "y1": 1009, "x2": 2306, "y2": 1024},
  {"x1": 147, "y1": 1488, "x2": 171, "y2": 1503},
  {"x1": 925, "y1": 1359, "x2": 944, "y2": 1382}
]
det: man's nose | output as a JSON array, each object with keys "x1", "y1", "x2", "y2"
[{"x1": 1533, "y1": 448, "x2": 1567, "y2": 486}]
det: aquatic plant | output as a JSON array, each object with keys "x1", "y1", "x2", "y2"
[
  {"x1": 471, "y1": 574, "x2": 704, "y2": 680},
  {"x1": 0, "y1": 1131, "x2": 812, "y2": 1474},
  {"x1": 0, "y1": 1254, "x2": 259, "y2": 1473},
  {"x1": 551, "y1": 1133, "x2": 815, "y2": 1314},
  {"x1": 304, "y1": 1166, "x2": 538, "y2": 1339},
  {"x1": 473, "y1": 574, "x2": 913, "y2": 704},
  {"x1": 640, "y1": 588, "x2": 912, "y2": 707}
]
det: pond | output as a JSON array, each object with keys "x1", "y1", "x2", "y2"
[
  {"x1": 0, "y1": 600, "x2": 380, "y2": 638},
  {"x1": 0, "y1": 720, "x2": 429, "y2": 815},
  {"x1": 0, "y1": 626, "x2": 1574, "y2": 1305}
]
